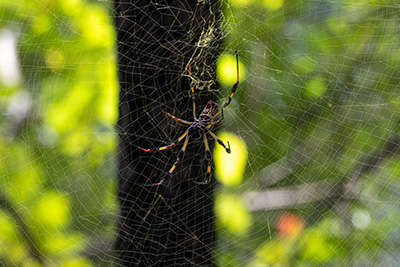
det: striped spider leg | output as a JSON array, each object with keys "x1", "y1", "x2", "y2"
[{"x1": 138, "y1": 51, "x2": 239, "y2": 186}]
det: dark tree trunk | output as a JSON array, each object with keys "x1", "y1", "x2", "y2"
[{"x1": 114, "y1": 1, "x2": 220, "y2": 266}]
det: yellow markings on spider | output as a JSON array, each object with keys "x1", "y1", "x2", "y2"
[
  {"x1": 178, "y1": 131, "x2": 189, "y2": 142},
  {"x1": 182, "y1": 136, "x2": 189, "y2": 151},
  {"x1": 169, "y1": 165, "x2": 177, "y2": 173},
  {"x1": 204, "y1": 135, "x2": 210, "y2": 151},
  {"x1": 214, "y1": 131, "x2": 248, "y2": 187},
  {"x1": 138, "y1": 52, "x2": 240, "y2": 186}
]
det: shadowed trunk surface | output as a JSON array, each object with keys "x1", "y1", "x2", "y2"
[{"x1": 115, "y1": 1, "x2": 221, "y2": 266}]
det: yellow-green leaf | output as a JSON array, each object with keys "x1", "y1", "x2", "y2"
[
  {"x1": 217, "y1": 53, "x2": 247, "y2": 86},
  {"x1": 215, "y1": 193, "x2": 251, "y2": 235},
  {"x1": 214, "y1": 131, "x2": 248, "y2": 187}
]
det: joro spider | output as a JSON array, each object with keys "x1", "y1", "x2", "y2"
[{"x1": 138, "y1": 51, "x2": 239, "y2": 186}]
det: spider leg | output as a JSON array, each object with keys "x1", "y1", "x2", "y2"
[
  {"x1": 165, "y1": 112, "x2": 192, "y2": 125},
  {"x1": 211, "y1": 50, "x2": 239, "y2": 121},
  {"x1": 210, "y1": 108, "x2": 224, "y2": 125},
  {"x1": 206, "y1": 128, "x2": 231, "y2": 154},
  {"x1": 140, "y1": 134, "x2": 190, "y2": 186},
  {"x1": 138, "y1": 127, "x2": 190, "y2": 152},
  {"x1": 193, "y1": 134, "x2": 212, "y2": 185},
  {"x1": 189, "y1": 64, "x2": 197, "y2": 119}
]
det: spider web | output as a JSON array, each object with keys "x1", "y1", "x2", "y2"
[{"x1": 1, "y1": 0, "x2": 400, "y2": 266}]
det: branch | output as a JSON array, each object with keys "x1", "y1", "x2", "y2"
[
  {"x1": 246, "y1": 136, "x2": 400, "y2": 211},
  {"x1": 0, "y1": 191, "x2": 44, "y2": 264},
  {"x1": 245, "y1": 181, "x2": 345, "y2": 211},
  {"x1": 255, "y1": 144, "x2": 315, "y2": 187}
]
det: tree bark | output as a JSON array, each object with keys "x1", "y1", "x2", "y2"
[{"x1": 115, "y1": 1, "x2": 220, "y2": 266}]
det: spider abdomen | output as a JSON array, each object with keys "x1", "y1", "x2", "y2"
[
  {"x1": 199, "y1": 100, "x2": 219, "y2": 120},
  {"x1": 137, "y1": 51, "x2": 238, "y2": 186}
]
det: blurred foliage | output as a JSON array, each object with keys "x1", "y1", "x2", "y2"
[
  {"x1": 215, "y1": 0, "x2": 400, "y2": 266},
  {"x1": 1, "y1": 0, "x2": 400, "y2": 266},
  {"x1": 0, "y1": 0, "x2": 117, "y2": 266},
  {"x1": 214, "y1": 131, "x2": 248, "y2": 187}
]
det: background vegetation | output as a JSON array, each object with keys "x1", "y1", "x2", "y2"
[
  {"x1": 0, "y1": 0, "x2": 117, "y2": 266},
  {"x1": 1, "y1": 0, "x2": 400, "y2": 266}
]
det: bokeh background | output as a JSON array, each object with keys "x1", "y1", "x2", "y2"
[{"x1": 1, "y1": 0, "x2": 400, "y2": 266}]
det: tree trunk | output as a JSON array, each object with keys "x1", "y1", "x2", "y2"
[{"x1": 114, "y1": 1, "x2": 220, "y2": 266}]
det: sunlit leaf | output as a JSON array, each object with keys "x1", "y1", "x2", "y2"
[
  {"x1": 47, "y1": 82, "x2": 94, "y2": 132},
  {"x1": 79, "y1": 4, "x2": 114, "y2": 48},
  {"x1": 214, "y1": 131, "x2": 248, "y2": 187},
  {"x1": 263, "y1": 0, "x2": 284, "y2": 11},
  {"x1": 231, "y1": 0, "x2": 254, "y2": 7},
  {"x1": 31, "y1": 13, "x2": 52, "y2": 35},
  {"x1": 96, "y1": 54, "x2": 118, "y2": 125},
  {"x1": 32, "y1": 191, "x2": 70, "y2": 229},
  {"x1": 254, "y1": 239, "x2": 293, "y2": 265},
  {"x1": 63, "y1": 258, "x2": 94, "y2": 267},
  {"x1": 3, "y1": 143, "x2": 43, "y2": 203},
  {"x1": 299, "y1": 219, "x2": 338, "y2": 263},
  {"x1": 293, "y1": 56, "x2": 316, "y2": 74},
  {"x1": 60, "y1": 0, "x2": 82, "y2": 16},
  {"x1": 215, "y1": 193, "x2": 251, "y2": 235},
  {"x1": 42, "y1": 232, "x2": 85, "y2": 256},
  {"x1": 45, "y1": 49, "x2": 65, "y2": 71},
  {"x1": 0, "y1": 211, "x2": 29, "y2": 264},
  {"x1": 305, "y1": 77, "x2": 326, "y2": 98},
  {"x1": 217, "y1": 53, "x2": 247, "y2": 86},
  {"x1": 63, "y1": 130, "x2": 91, "y2": 156}
]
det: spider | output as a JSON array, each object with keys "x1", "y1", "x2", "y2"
[{"x1": 138, "y1": 51, "x2": 239, "y2": 186}]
